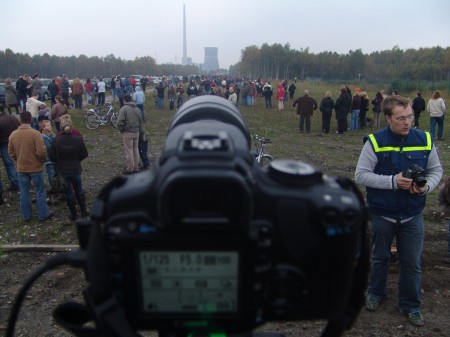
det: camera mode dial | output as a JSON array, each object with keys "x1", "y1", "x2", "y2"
[{"x1": 268, "y1": 160, "x2": 322, "y2": 186}]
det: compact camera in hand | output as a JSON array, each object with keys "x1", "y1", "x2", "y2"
[{"x1": 71, "y1": 96, "x2": 369, "y2": 337}]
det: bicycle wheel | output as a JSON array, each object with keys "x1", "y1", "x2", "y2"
[
  {"x1": 110, "y1": 112, "x2": 119, "y2": 128},
  {"x1": 84, "y1": 114, "x2": 100, "y2": 130},
  {"x1": 259, "y1": 154, "x2": 273, "y2": 168}
]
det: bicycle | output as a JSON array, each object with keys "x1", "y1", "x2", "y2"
[
  {"x1": 84, "y1": 102, "x2": 119, "y2": 130},
  {"x1": 252, "y1": 134, "x2": 273, "y2": 168}
]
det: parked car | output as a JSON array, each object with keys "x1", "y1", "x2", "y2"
[
  {"x1": 0, "y1": 83, "x2": 6, "y2": 107},
  {"x1": 151, "y1": 76, "x2": 162, "y2": 84}
]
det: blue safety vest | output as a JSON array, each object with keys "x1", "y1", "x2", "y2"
[{"x1": 364, "y1": 127, "x2": 432, "y2": 219}]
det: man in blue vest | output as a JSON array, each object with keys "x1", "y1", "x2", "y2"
[{"x1": 355, "y1": 95, "x2": 443, "y2": 327}]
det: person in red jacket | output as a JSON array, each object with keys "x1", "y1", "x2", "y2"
[{"x1": 276, "y1": 82, "x2": 285, "y2": 110}]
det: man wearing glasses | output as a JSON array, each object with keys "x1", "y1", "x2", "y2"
[{"x1": 355, "y1": 95, "x2": 442, "y2": 327}]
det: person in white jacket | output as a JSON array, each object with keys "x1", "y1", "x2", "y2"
[
  {"x1": 426, "y1": 90, "x2": 446, "y2": 141},
  {"x1": 26, "y1": 91, "x2": 46, "y2": 130}
]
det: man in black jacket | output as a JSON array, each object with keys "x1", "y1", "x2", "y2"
[
  {"x1": 48, "y1": 78, "x2": 59, "y2": 107},
  {"x1": 412, "y1": 92, "x2": 426, "y2": 128},
  {"x1": 16, "y1": 74, "x2": 31, "y2": 111}
]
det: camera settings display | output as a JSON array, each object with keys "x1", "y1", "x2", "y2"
[{"x1": 139, "y1": 251, "x2": 239, "y2": 313}]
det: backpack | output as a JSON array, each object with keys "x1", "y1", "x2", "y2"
[{"x1": 263, "y1": 86, "x2": 272, "y2": 95}]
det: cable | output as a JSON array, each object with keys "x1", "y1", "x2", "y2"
[{"x1": 6, "y1": 250, "x2": 86, "y2": 337}]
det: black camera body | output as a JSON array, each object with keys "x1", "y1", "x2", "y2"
[
  {"x1": 83, "y1": 96, "x2": 369, "y2": 336},
  {"x1": 402, "y1": 164, "x2": 427, "y2": 187}
]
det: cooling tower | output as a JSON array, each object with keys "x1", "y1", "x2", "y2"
[{"x1": 203, "y1": 47, "x2": 219, "y2": 72}]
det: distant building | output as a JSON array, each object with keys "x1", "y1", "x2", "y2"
[{"x1": 203, "y1": 47, "x2": 219, "y2": 73}]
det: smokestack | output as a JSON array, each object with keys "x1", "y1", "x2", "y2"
[{"x1": 182, "y1": 4, "x2": 187, "y2": 65}]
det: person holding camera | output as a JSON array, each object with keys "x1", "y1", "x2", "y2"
[
  {"x1": 355, "y1": 95, "x2": 443, "y2": 327},
  {"x1": 438, "y1": 175, "x2": 450, "y2": 265}
]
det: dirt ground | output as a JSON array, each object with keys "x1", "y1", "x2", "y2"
[
  {"x1": 1, "y1": 108, "x2": 449, "y2": 337},
  {"x1": 1, "y1": 224, "x2": 449, "y2": 337}
]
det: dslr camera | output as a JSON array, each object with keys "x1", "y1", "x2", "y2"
[
  {"x1": 10, "y1": 96, "x2": 369, "y2": 337},
  {"x1": 402, "y1": 164, "x2": 427, "y2": 187}
]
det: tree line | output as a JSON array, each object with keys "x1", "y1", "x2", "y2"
[
  {"x1": 1, "y1": 45, "x2": 449, "y2": 83},
  {"x1": 0, "y1": 49, "x2": 200, "y2": 80},
  {"x1": 230, "y1": 44, "x2": 450, "y2": 83}
]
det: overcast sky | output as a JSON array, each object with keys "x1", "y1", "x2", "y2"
[{"x1": 2, "y1": 0, "x2": 449, "y2": 70}]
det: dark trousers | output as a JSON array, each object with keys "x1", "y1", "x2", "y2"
[
  {"x1": 62, "y1": 92, "x2": 70, "y2": 107},
  {"x1": 97, "y1": 92, "x2": 105, "y2": 106},
  {"x1": 299, "y1": 115, "x2": 311, "y2": 133},
  {"x1": 264, "y1": 97, "x2": 272, "y2": 108},
  {"x1": 136, "y1": 104, "x2": 144, "y2": 122},
  {"x1": 414, "y1": 111, "x2": 421, "y2": 127},
  {"x1": 337, "y1": 119, "x2": 346, "y2": 133},
  {"x1": 7, "y1": 104, "x2": 20, "y2": 114},
  {"x1": 322, "y1": 112, "x2": 332, "y2": 133},
  {"x1": 139, "y1": 140, "x2": 150, "y2": 168},
  {"x1": 359, "y1": 110, "x2": 367, "y2": 129}
]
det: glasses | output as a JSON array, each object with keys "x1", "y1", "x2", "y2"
[{"x1": 392, "y1": 114, "x2": 414, "y2": 122}]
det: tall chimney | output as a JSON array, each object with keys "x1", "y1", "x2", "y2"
[{"x1": 182, "y1": 4, "x2": 187, "y2": 65}]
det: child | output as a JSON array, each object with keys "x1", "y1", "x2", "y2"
[
  {"x1": 41, "y1": 119, "x2": 56, "y2": 190},
  {"x1": 439, "y1": 175, "x2": 450, "y2": 264}
]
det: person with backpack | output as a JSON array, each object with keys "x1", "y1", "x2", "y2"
[{"x1": 262, "y1": 82, "x2": 273, "y2": 109}]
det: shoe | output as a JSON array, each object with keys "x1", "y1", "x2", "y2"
[
  {"x1": 39, "y1": 211, "x2": 55, "y2": 222},
  {"x1": 365, "y1": 295, "x2": 380, "y2": 311},
  {"x1": 406, "y1": 311, "x2": 424, "y2": 327},
  {"x1": 441, "y1": 257, "x2": 450, "y2": 264}
]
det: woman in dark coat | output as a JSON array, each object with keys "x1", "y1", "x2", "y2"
[
  {"x1": 334, "y1": 88, "x2": 351, "y2": 134},
  {"x1": 49, "y1": 117, "x2": 88, "y2": 220},
  {"x1": 371, "y1": 91, "x2": 383, "y2": 128},
  {"x1": 359, "y1": 91, "x2": 370, "y2": 130},
  {"x1": 320, "y1": 91, "x2": 334, "y2": 133},
  {"x1": 4, "y1": 78, "x2": 20, "y2": 114}
]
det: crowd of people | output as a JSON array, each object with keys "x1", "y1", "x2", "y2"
[{"x1": 0, "y1": 73, "x2": 449, "y2": 329}]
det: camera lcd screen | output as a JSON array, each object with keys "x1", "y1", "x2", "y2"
[{"x1": 139, "y1": 251, "x2": 239, "y2": 313}]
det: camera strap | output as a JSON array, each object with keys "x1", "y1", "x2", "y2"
[
  {"x1": 86, "y1": 213, "x2": 140, "y2": 337},
  {"x1": 53, "y1": 295, "x2": 140, "y2": 337},
  {"x1": 60, "y1": 191, "x2": 139, "y2": 337},
  {"x1": 53, "y1": 219, "x2": 139, "y2": 337}
]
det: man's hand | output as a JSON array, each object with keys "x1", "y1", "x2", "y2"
[
  {"x1": 396, "y1": 173, "x2": 413, "y2": 190},
  {"x1": 410, "y1": 182, "x2": 428, "y2": 195},
  {"x1": 396, "y1": 173, "x2": 427, "y2": 194}
]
